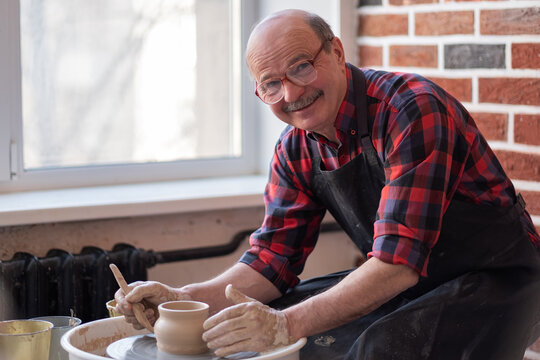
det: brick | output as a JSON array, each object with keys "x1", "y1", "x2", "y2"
[
  {"x1": 357, "y1": 46, "x2": 383, "y2": 67},
  {"x1": 514, "y1": 114, "x2": 540, "y2": 146},
  {"x1": 493, "y1": 150, "x2": 540, "y2": 182},
  {"x1": 390, "y1": 0, "x2": 436, "y2": 4},
  {"x1": 415, "y1": 11, "x2": 474, "y2": 36},
  {"x1": 429, "y1": 77, "x2": 472, "y2": 103},
  {"x1": 445, "y1": 44, "x2": 505, "y2": 69},
  {"x1": 520, "y1": 190, "x2": 540, "y2": 216},
  {"x1": 479, "y1": 78, "x2": 540, "y2": 106},
  {"x1": 470, "y1": 112, "x2": 508, "y2": 141},
  {"x1": 358, "y1": 14, "x2": 408, "y2": 37},
  {"x1": 481, "y1": 8, "x2": 540, "y2": 35},
  {"x1": 358, "y1": 0, "x2": 383, "y2": 5},
  {"x1": 512, "y1": 43, "x2": 540, "y2": 69},
  {"x1": 389, "y1": 45, "x2": 438, "y2": 67}
]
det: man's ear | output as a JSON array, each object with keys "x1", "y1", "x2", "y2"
[{"x1": 331, "y1": 37, "x2": 346, "y2": 65}]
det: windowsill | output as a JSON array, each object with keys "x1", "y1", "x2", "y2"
[{"x1": 0, "y1": 175, "x2": 268, "y2": 227}]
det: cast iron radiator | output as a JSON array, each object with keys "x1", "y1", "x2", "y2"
[{"x1": 0, "y1": 223, "x2": 342, "y2": 323}]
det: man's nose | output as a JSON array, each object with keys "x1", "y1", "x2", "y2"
[{"x1": 281, "y1": 78, "x2": 305, "y2": 103}]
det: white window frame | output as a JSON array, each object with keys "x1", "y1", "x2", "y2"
[
  {"x1": 0, "y1": 0, "x2": 260, "y2": 193},
  {"x1": 0, "y1": 0, "x2": 354, "y2": 227}
]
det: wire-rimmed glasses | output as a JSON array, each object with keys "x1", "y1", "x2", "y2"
[{"x1": 255, "y1": 40, "x2": 329, "y2": 105}]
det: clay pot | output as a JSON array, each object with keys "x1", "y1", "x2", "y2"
[{"x1": 154, "y1": 300, "x2": 209, "y2": 355}]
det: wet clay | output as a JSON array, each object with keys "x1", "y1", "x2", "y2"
[{"x1": 76, "y1": 327, "x2": 129, "y2": 355}]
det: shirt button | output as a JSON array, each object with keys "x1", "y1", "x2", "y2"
[{"x1": 350, "y1": 129, "x2": 356, "y2": 136}]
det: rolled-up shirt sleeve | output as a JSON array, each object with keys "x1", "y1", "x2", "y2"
[
  {"x1": 240, "y1": 137, "x2": 326, "y2": 294},
  {"x1": 369, "y1": 94, "x2": 475, "y2": 276}
]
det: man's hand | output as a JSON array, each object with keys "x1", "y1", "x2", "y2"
[
  {"x1": 114, "y1": 281, "x2": 189, "y2": 330},
  {"x1": 202, "y1": 284, "x2": 293, "y2": 357}
]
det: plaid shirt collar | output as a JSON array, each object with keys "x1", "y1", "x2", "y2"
[{"x1": 307, "y1": 64, "x2": 357, "y2": 147}]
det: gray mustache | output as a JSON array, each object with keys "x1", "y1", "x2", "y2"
[{"x1": 282, "y1": 89, "x2": 323, "y2": 113}]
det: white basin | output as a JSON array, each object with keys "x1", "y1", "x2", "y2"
[{"x1": 61, "y1": 317, "x2": 306, "y2": 360}]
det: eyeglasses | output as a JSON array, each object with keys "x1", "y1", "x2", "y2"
[{"x1": 255, "y1": 41, "x2": 329, "y2": 105}]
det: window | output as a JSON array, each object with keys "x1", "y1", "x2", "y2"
[{"x1": 0, "y1": 0, "x2": 257, "y2": 192}]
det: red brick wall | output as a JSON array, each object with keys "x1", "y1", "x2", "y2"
[
  {"x1": 355, "y1": 1, "x2": 540, "y2": 357},
  {"x1": 355, "y1": 1, "x2": 540, "y2": 237}
]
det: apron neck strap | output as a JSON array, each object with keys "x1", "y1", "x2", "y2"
[
  {"x1": 350, "y1": 66, "x2": 380, "y2": 168},
  {"x1": 350, "y1": 66, "x2": 369, "y2": 138}
]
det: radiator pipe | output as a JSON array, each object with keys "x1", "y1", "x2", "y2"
[{"x1": 149, "y1": 221, "x2": 343, "y2": 266}]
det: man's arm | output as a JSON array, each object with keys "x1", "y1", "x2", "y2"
[
  {"x1": 284, "y1": 257, "x2": 419, "y2": 340},
  {"x1": 115, "y1": 262, "x2": 281, "y2": 328},
  {"x1": 202, "y1": 257, "x2": 419, "y2": 356},
  {"x1": 181, "y1": 262, "x2": 282, "y2": 314}
]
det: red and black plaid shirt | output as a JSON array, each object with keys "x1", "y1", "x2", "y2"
[{"x1": 240, "y1": 64, "x2": 540, "y2": 294}]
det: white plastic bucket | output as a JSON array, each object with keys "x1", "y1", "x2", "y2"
[{"x1": 61, "y1": 316, "x2": 306, "y2": 360}]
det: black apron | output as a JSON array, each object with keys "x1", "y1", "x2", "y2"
[{"x1": 269, "y1": 67, "x2": 540, "y2": 360}]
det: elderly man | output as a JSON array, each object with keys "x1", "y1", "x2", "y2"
[{"x1": 116, "y1": 9, "x2": 540, "y2": 359}]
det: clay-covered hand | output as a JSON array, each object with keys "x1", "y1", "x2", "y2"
[
  {"x1": 202, "y1": 284, "x2": 292, "y2": 357},
  {"x1": 114, "y1": 281, "x2": 190, "y2": 330}
]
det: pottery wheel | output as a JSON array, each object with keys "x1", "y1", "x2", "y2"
[{"x1": 106, "y1": 334, "x2": 259, "y2": 360}]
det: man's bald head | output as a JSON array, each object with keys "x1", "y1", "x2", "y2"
[{"x1": 246, "y1": 9, "x2": 335, "y2": 71}]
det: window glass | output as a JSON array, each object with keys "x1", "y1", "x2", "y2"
[{"x1": 20, "y1": 0, "x2": 239, "y2": 170}]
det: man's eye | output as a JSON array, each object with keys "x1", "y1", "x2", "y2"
[
  {"x1": 288, "y1": 62, "x2": 311, "y2": 77},
  {"x1": 262, "y1": 80, "x2": 281, "y2": 92}
]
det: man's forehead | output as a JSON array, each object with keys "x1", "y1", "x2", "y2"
[
  {"x1": 247, "y1": 23, "x2": 318, "y2": 79},
  {"x1": 248, "y1": 39, "x2": 316, "y2": 82},
  {"x1": 251, "y1": 31, "x2": 315, "y2": 56}
]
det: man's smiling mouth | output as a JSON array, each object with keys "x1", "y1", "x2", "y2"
[{"x1": 283, "y1": 90, "x2": 323, "y2": 113}]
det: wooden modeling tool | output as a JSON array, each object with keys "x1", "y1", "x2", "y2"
[{"x1": 109, "y1": 263, "x2": 154, "y2": 333}]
